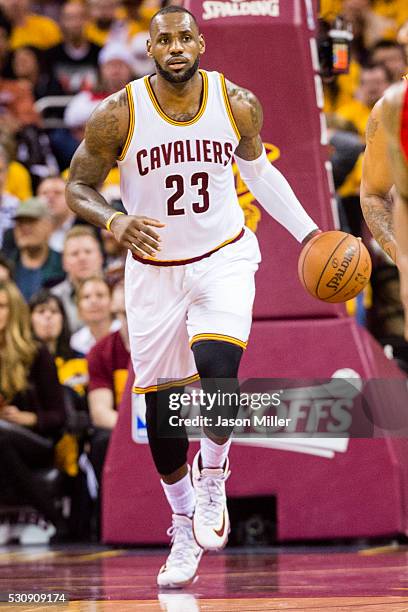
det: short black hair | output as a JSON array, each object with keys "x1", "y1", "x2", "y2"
[
  {"x1": 370, "y1": 39, "x2": 405, "y2": 55},
  {"x1": 362, "y1": 62, "x2": 393, "y2": 83},
  {"x1": 150, "y1": 6, "x2": 198, "y2": 33}
]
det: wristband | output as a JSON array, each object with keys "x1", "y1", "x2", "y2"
[{"x1": 106, "y1": 211, "x2": 125, "y2": 232}]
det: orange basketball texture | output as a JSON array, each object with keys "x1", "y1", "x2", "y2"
[{"x1": 298, "y1": 231, "x2": 372, "y2": 303}]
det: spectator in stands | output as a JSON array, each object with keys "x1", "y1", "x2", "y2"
[
  {"x1": 0, "y1": 10, "x2": 13, "y2": 77},
  {"x1": 70, "y1": 276, "x2": 120, "y2": 356},
  {"x1": 102, "y1": 226, "x2": 126, "y2": 285},
  {"x1": 87, "y1": 281, "x2": 129, "y2": 465},
  {"x1": 87, "y1": 281, "x2": 129, "y2": 532},
  {"x1": 0, "y1": 0, "x2": 61, "y2": 50},
  {"x1": 0, "y1": 145, "x2": 20, "y2": 249},
  {"x1": 56, "y1": 42, "x2": 134, "y2": 167},
  {"x1": 0, "y1": 281, "x2": 66, "y2": 544},
  {"x1": 11, "y1": 45, "x2": 62, "y2": 100},
  {"x1": 129, "y1": 30, "x2": 154, "y2": 78},
  {"x1": 64, "y1": 42, "x2": 134, "y2": 134},
  {"x1": 37, "y1": 176, "x2": 76, "y2": 253},
  {"x1": 342, "y1": 0, "x2": 398, "y2": 64},
  {"x1": 0, "y1": 56, "x2": 59, "y2": 193},
  {"x1": 52, "y1": 226, "x2": 103, "y2": 333},
  {"x1": 398, "y1": 19, "x2": 408, "y2": 62},
  {"x1": 370, "y1": 39, "x2": 407, "y2": 82},
  {"x1": 0, "y1": 130, "x2": 33, "y2": 201},
  {"x1": 85, "y1": 0, "x2": 150, "y2": 47},
  {"x1": 6, "y1": 197, "x2": 64, "y2": 302},
  {"x1": 336, "y1": 63, "x2": 392, "y2": 138},
  {"x1": 45, "y1": 1, "x2": 101, "y2": 96},
  {"x1": 0, "y1": 68, "x2": 39, "y2": 131},
  {"x1": 29, "y1": 289, "x2": 88, "y2": 398},
  {"x1": 0, "y1": 253, "x2": 13, "y2": 281}
]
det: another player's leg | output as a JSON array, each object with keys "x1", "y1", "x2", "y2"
[
  {"x1": 144, "y1": 389, "x2": 203, "y2": 588},
  {"x1": 191, "y1": 340, "x2": 243, "y2": 550}
]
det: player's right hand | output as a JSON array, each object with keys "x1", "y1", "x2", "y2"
[{"x1": 110, "y1": 214, "x2": 165, "y2": 258}]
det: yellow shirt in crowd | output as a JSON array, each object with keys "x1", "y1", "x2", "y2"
[
  {"x1": 85, "y1": 6, "x2": 155, "y2": 46},
  {"x1": 323, "y1": 61, "x2": 362, "y2": 114},
  {"x1": 5, "y1": 161, "x2": 33, "y2": 201},
  {"x1": 10, "y1": 14, "x2": 62, "y2": 50},
  {"x1": 336, "y1": 98, "x2": 371, "y2": 139},
  {"x1": 320, "y1": 0, "x2": 408, "y2": 26}
]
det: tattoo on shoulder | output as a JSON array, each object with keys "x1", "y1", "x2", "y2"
[
  {"x1": 86, "y1": 112, "x2": 120, "y2": 151},
  {"x1": 366, "y1": 113, "x2": 379, "y2": 144},
  {"x1": 227, "y1": 81, "x2": 263, "y2": 134},
  {"x1": 85, "y1": 89, "x2": 129, "y2": 155}
]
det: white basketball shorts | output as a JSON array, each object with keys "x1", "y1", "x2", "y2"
[{"x1": 125, "y1": 227, "x2": 261, "y2": 394}]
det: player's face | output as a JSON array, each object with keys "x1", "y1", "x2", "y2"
[{"x1": 147, "y1": 14, "x2": 205, "y2": 84}]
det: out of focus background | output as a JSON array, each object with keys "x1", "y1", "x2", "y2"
[{"x1": 0, "y1": 0, "x2": 408, "y2": 548}]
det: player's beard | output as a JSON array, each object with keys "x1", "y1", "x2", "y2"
[{"x1": 154, "y1": 57, "x2": 200, "y2": 84}]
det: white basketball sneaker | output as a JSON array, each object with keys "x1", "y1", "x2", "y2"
[
  {"x1": 157, "y1": 514, "x2": 204, "y2": 588},
  {"x1": 192, "y1": 452, "x2": 231, "y2": 551}
]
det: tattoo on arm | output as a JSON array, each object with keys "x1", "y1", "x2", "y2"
[
  {"x1": 361, "y1": 194, "x2": 396, "y2": 261},
  {"x1": 226, "y1": 80, "x2": 264, "y2": 160},
  {"x1": 66, "y1": 90, "x2": 129, "y2": 228},
  {"x1": 366, "y1": 113, "x2": 378, "y2": 144}
]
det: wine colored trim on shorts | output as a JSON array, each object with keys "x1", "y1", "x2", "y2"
[
  {"x1": 133, "y1": 373, "x2": 200, "y2": 394},
  {"x1": 190, "y1": 333, "x2": 248, "y2": 350},
  {"x1": 132, "y1": 228, "x2": 245, "y2": 266}
]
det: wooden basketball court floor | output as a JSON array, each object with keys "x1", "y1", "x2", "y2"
[{"x1": 1, "y1": 543, "x2": 408, "y2": 611}]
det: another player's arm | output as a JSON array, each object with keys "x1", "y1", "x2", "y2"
[
  {"x1": 381, "y1": 83, "x2": 408, "y2": 205},
  {"x1": 360, "y1": 100, "x2": 396, "y2": 262},
  {"x1": 66, "y1": 90, "x2": 164, "y2": 258},
  {"x1": 226, "y1": 80, "x2": 319, "y2": 244},
  {"x1": 381, "y1": 82, "x2": 408, "y2": 337}
]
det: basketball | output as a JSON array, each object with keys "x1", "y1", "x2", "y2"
[{"x1": 298, "y1": 231, "x2": 372, "y2": 303}]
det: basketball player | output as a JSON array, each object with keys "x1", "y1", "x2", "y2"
[
  {"x1": 66, "y1": 6, "x2": 319, "y2": 587},
  {"x1": 380, "y1": 80, "x2": 408, "y2": 337},
  {"x1": 360, "y1": 74, "x2": 408, "y2": 262}
]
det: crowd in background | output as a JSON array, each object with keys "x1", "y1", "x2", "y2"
[
  {"x1": 0, "y1": 0, "x2": 160, "y2": 545},
  {"x1": 0, "y1": 0, "x2": 407, "y2": 544},
  {"x1": 320, "y1": 0, "x2": 408, "y2": 366}
]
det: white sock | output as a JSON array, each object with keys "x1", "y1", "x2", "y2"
[
  {"x1": 161, "y1": 467, "x2": 196, "y2": 517},
  {"x1": 200, "y1": 436, "x2": 231, "y2": 468}
]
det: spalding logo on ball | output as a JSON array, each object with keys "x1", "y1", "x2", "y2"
[{"x1": 298, "y1": 230, "x2": 372, "y2": 303}]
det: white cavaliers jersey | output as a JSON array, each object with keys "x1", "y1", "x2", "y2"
[{"x1": 117, "y1": 69, "x2": 245, "y2": 264}]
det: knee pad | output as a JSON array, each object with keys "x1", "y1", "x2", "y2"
[
  {"x1": 145, "y1": 391, "x2": 189, "y2": 476},
  {"x1": 192, "y1": 340, "x2": 243, "y2": 378}
]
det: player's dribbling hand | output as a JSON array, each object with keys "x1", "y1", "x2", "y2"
[{"x1": 110, "y1": 214, "x2": 165, "y2": 258}]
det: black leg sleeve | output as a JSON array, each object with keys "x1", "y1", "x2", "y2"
[
  {"x1": 145, "y1": 388, "x2": 189, "y2": 476},
  {"x1": 192, "y1": 340, "x2": 243, "y2": 438}
]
